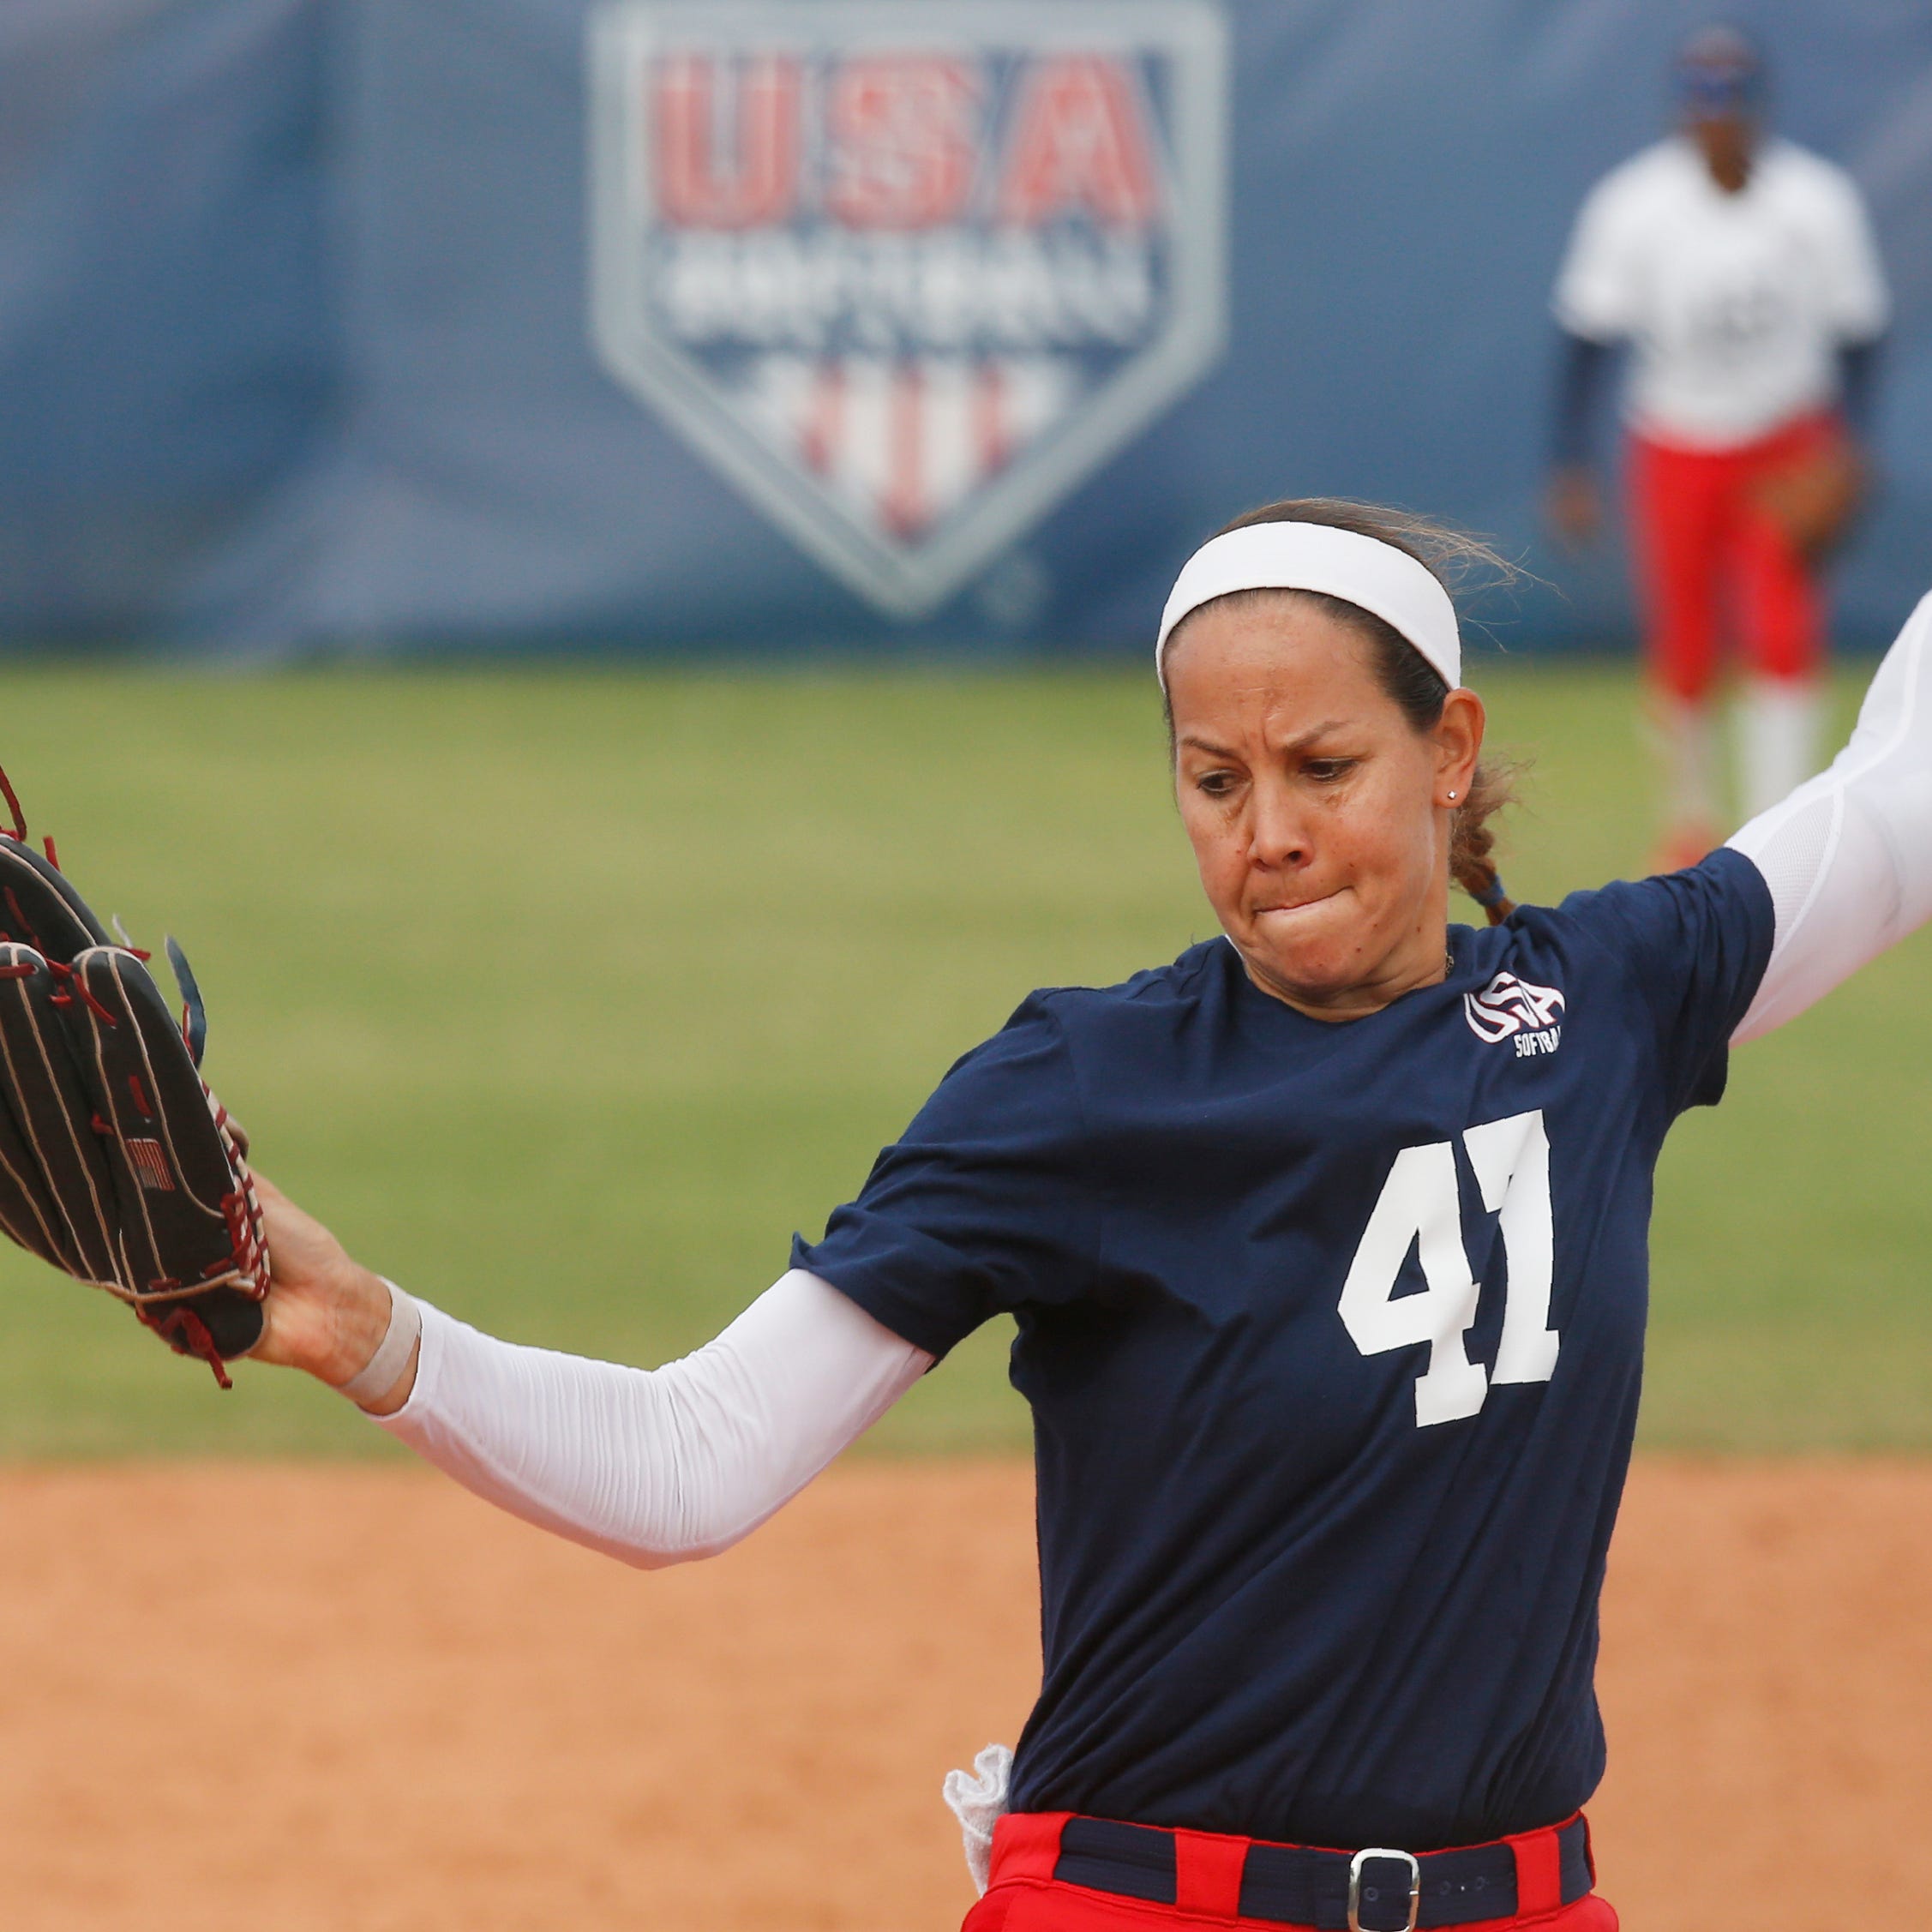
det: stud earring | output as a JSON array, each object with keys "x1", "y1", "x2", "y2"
[{"x1": 1447, "y1": 789, "x2": 1458, "y2": 801}]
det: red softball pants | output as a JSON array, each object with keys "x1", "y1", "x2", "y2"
[
  {"x1": 961, "y1": 1813, "x2": 1618, "y2": 1932},
  {"x1": 1627, "y1": 410, "x2": 1838, "y2": 703}
]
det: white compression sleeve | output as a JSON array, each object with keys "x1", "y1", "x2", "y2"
[
  {"x1": 1728, "y1": 591, "x2": 1932, "y2": 1043},
  {"x1": 375, "y1": 1269, "x2": 933, "y2": 1568}
]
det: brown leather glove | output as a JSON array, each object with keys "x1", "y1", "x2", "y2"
[
  {"x1": 1749, "y1": 439, "x2": 1868, "y2": 563},
  {"x1": 0, "y1": 778, "x2": 267, "y2": 1385}
]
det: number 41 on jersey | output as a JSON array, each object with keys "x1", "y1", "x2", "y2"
[{"x1": 1338, "y1": 1109, "x2": 1558, "y2": 1428}]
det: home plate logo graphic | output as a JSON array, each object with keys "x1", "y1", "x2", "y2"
[{"x1": 589, "y1": 1, "x2": 1229, "y2": 617}]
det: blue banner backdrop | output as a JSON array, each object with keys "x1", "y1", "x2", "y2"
[{"x1": 1, "y1": 0, "x2": 1929, "y2": 655}]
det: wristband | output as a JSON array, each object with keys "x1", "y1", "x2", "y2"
[{"x1": 338, "y1": 1277, "x2": 422, "y2": 1407}]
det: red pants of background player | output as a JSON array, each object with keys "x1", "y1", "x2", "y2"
[
  {"x1": 962, "y1": 1813, "x2": 1618, "y2": 1932},
  {"x1": 1627, "y1": 410, "x2": 1837, "y2": 703}
]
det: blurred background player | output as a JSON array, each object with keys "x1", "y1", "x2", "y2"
[{"x1": 1545, "y1": 25, "x2": 1891, "y2": 868}]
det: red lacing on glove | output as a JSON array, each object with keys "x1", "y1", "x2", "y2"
[
  {"x1": 3, "y1": 886, "x2": 42, "y2": 952},
  {"x1": 221, "y1": 1188, "x2": 269, "y2": 1296},
  {"x1": 0, "y1": 767, "x2": 26, "y2": 846},
  {"x1": 138, "y1": 1303, "x2": 232, "y2": 1391},
  {"x1": 0, "y1": 768, "x2": 57, "y2": 871},
  {"x1": 39, "y1": 958, "x2": 117, "y2": 1023}
]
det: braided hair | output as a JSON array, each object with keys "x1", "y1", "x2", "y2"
[{"x1": 1165, "y1": 497, "x2": 1521, "y2": 925}]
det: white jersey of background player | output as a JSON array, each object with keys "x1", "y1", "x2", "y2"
[{"x1": 1548, "y1": 26, "x2": 1889, "y2": 863}]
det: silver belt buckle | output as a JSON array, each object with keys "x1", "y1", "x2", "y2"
[{"x1": 1348, "y1": 1847, "x2": 1421, "y2": 1932}]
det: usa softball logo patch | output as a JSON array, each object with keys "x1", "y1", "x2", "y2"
[
  {"x1": 588, "y1": 0, "x2": 1229, "y2": 616},
  {"x1": 1464, "y1": 972, "x2": 1566, "y2": 1054}
]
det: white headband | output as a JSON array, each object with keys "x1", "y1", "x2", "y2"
[{"x1": 1155, "y1": 523, "x2": 1461, "y2": 692}]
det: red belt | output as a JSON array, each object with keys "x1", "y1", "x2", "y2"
[{"x1": 987, "y1": 1809, "x2": 1594, "y2": 1932}]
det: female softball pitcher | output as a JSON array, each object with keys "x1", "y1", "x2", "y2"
[{"x1": 249, "y1": 498, "x2": 1932, "y2": 1932}]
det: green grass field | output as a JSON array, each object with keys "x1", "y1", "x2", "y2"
[{"x1": 0, "y1": 657, "x2": 1923, "y2": 1457}]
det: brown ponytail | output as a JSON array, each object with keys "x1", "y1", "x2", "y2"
[
  {"x1": 1167, "y1": 495, "x2": 1523, "y2": 925},
  {"x1": 1447, "y1": 760, "x2": 1517, "y2": 924}
]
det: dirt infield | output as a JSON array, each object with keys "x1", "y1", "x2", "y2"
[{"x1": 0, "y1": 1459, "x2": 1924, "y2": 1932}]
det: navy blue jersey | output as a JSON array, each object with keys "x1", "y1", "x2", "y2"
[{"x1": 795, "y1": 849, "x2": 1774, "y2": 1852}]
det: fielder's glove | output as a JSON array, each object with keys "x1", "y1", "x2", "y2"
[
  {"x1": 1749, "y1": 439, "x2": 1867, "y2": 563},
  {"x1": 0, "y1": 777, "x2": 267, "y2": 1384}
]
